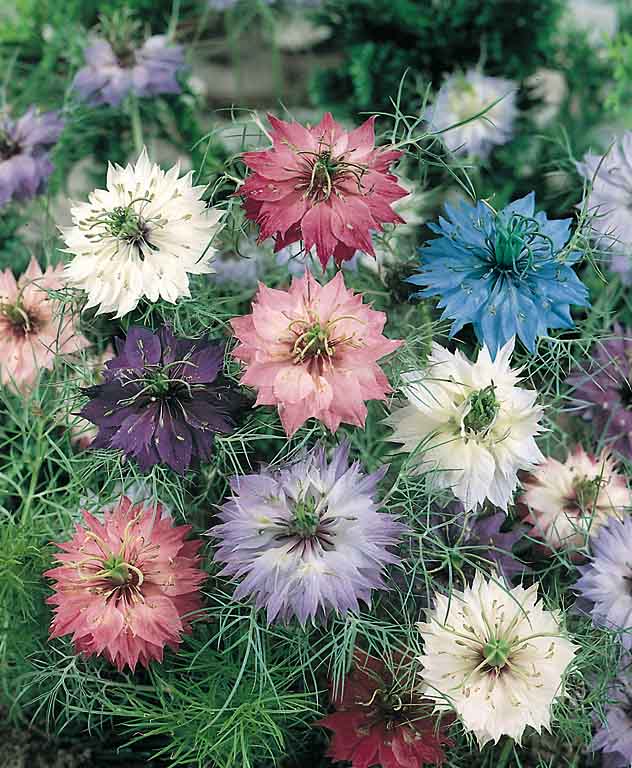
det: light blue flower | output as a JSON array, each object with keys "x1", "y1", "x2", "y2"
[{"x1": 408, "y1": 192, "x2": 590, "y2": 355}]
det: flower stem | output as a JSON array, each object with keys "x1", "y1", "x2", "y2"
[
  {"x1": 128, "y1": 96, "x2": 144, "y2": 155},
  {"x1": 497, "y1": 737, "x2": 515, "y2": 768}
]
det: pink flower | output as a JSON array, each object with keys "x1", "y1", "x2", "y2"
[
  {"x1": 241, "y1": 113, "x2": 407, "y2": 268},
  {"x1": 519, "y1": 446, "x2": 632, "y2": 552},
  {"x1": 0, "y1": 258, "x2": 89, "y2": 392},
  {"x1": 230, "y1": 270, "x2": 402, "y2": 436},
  {"x1": 45, "y1": 496, "x2": 206, "y2": 672}
]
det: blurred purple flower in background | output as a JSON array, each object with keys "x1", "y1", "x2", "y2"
[
  {"x1": 73, "y1": 34, "x2": 185, "y2": 107},
  {"x1": 568, "y1": 325, "x2": 632, "y2": 460},
  {"x1": 0, "y1": 106, "x2": 63, "y2": 208}
]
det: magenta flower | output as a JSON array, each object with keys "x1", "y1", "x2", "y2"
[
  {"x1": 241, "y1": 112, "x2": 407, "y2": 268},
  {"x1": 230, "y1": 270, "x2": 402, "y2": 436},
  {"x1": 210, "y1": 442, "x2": 406, "y2": 624}
]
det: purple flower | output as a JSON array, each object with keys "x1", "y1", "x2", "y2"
[
  {"x1": 574, "y1": 517, "x2": 632, "y2": 649},
  {"x1": 0, "y1": 107, "x2": 64, "y2": 208},
  {"x1": 210, "y1": 442, "x2": 406, "y2": 624},
  {"x1": 592, "y1": 654, "x2": 632, "y2": 768},
  {"x1": 80, "y1": 325, "x2": 238, "y2": 474},
  {"x1": 568, "y1": 325, "x2": 632, "y2": 459},
  {"x1": 431, "y1": 502, "x2": 528, "y2": 582},
  {"x1": 73, "y1": 35, "x2": 184, "y2": 107}
]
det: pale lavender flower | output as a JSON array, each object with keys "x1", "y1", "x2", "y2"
[
  {"x1": 575, "y1": 517, "x2": 632, "y2": 649},
  {"x1": 591, "y1": 654, "x2": 632, "y2": 768},
  {"x1": 0, "y1": 107, "x2": 63, "y2": 208},
  {"x1": 578, "y1": 134, "x2": 632, "y2": 282},
  {"x1": 73, "y1": 35, "x2": 184, "y2": 107},
  {"x1": 210, "y1": 442, "x2": 406, "y2": 624}
]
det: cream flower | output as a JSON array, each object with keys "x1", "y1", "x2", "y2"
[
  {"x1": 520, "y1": 446, "x2": 632, "y2": 551},
  {"x1": 426, "y1": 69, "x2": 517, "y2": 159},
  {"x1": 386, "y1": 337, "x2": 544, "y2": 511},
  {"x1": 418, "y1": 573, "x2": 577, "y2": 747},
  {"x1": 62, "y1": 148, "x2": 222, "y2": 317}
]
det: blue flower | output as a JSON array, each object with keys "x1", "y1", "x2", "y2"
[{"x1": 408, "y1": 192, "x2": 590, "y2": 355}]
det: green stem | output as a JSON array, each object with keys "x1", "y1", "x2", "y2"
[
  {"x1": 497, "y1": 737, "x2": 515, "y2": 768},
  {"x1": 128, "y1": 96, "x2": 144, "y2": 155}
]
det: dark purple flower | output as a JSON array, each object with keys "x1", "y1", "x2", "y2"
[
  {"x1": 73, "y1": 35, "x2": 184, "y2": 107},
  {"x1": 568, "y1": 325, "x2": 632, "y2": 459},
  {"x1": 574, "y1": 517, "x2": 632, "y2": 650},
  {"x1": 0, "y1": 107, "x2": 64, "y2": 208},
  {"x1": 592, "y1": 654, "x2": 632, "y2": 768},
  {"x1": 80, "y1": 325, "x2": 238, "y2": 474},
  {"x1": 210, "y1": 442, "x2": 406, "y2": 624},
  {"x1": 430, "y1": 501, "x2": 528, "y2": 582}
]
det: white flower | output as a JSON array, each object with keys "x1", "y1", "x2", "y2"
[
  {"x1": 577, "y1": 134, "x2": 632, "y2": 282},
  {"x1": 63, "y1": 148, "x2": 222, "y2": 317},
  {"x1": 520, "y1": 446, "x2": 632, "y2": 551},
  {"x1": 427, "y1": 69, "x2": 517, "y2": 159},
  {"x1": 385, "y1": 337, "x2": 544, "y2": 511},
  {"x1": 417, "y1": 573, "x2": 577, "y2": 747}
]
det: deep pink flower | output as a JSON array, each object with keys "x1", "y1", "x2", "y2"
[
  {"x1": 45, "y1": 496, "x2": 205, "y2": 672},
  {"x1": 230, "y1": 270, "x2": 402, "y2": 436},
  {"x1": 241, "y1": 113, "x2": 407, "y2": 268},
  {"x1": 0, "y1": 258, "x2": 89, "y2": 392},
  {"x1": 318, "y1": 650, "x2": 452, "y2": 768}
]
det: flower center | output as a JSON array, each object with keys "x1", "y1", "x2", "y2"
[
  {"x1": 0, "y1": 129, "x2": 18, "y2": 161},
  {"x1": 462, "y1": 384, "x2": 499, "y2": 436},
  {"x1": 449, "y1": 80, "x2": 485, "y2": 122},
  {"x1": 482, "y1": 636, "x2": 512, "y2": 669},
  {"x1": 490, "y1": 213, "x2": 553, "y2": 274},
  {"x1": 292, "y1": 322, "x2": 333, "y2": 362},
  {"x1": 299, "y1": 147, "x2": 367, "y2": 204},
  {"x1": 101, "y1": 553, "x2": 132, "y2": 586},
  {"x1": 290, "y1": 496, "x2": 320, "y2": 538},
  {"x1": 147, "y1": 369, "x2": 175, "y2": 397},
  {"x1": 98, "y1": 7, "x2": 141, "y2": 68},
  {"x1": 568, "y1": 475, "x2": 602, "y2": 513},
  {"x1": 619, "y1": 381, "x2": 632, "y2": 409},
  {"x1": 1, "y1": 301, "x2": 41, "y2": 337}
]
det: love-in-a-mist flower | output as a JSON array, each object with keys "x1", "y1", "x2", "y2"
[
  {"x1": 231, "y1": 270, "x2": 402, "y2": 436},
  {"x1": 577, "y1": 134, "x2": 632, "y2": 283},
  {"x1": 241, "y1": 112, "x2": 407, "y2": 268},
  {"x1": 418, "y1": 573, "x2": 577, "y2": 747},
  {"x1": 591, "y1": 653, "x2": 632, "y2": 768},
  {"x1": 520, "y1": 446, "x2": 631, "y2": 551},
  {"x1": 426, "y1": 69, "x2": 517, "y2": 159},
  {"x1": 386, "y1": 337, "x2": 544, "y2": 511},
  {"x1": 80, "y1": 326, "x2": 238, "y2": 474},
  {"x1": 63, "y1": 148, "x2": 221, "y2": 317},
  {"x1": 211, "y1": 442, "x2": 406, "y2": 624},
  {"x1": 568, "y1": 326, "x2": 632, "y2": 460},
  {"x1": 73, "y1": 10, "x2": 185, "y2": 107},
  {"x1": 0, "y1": 258, "x2": 89, "y2": 392},
  {"x1": 45, "y1": 496, "x2": 205, "y2": 671},
  {"x1": 318, "y1": 650, "x2": 452, "y2": 768},
  {"x1": 575, "y1": 517, "x2": 632, "y2": 649},
  {"x1": 409, "y1": 193, "x2": 590, "y2": 356},
  {"x1": 0, "y1": 106, "x2": 64, "y2": 208}
]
